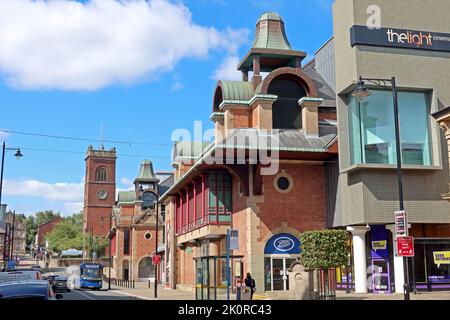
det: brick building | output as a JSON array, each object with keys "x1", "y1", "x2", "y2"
[
  {"x1": 35, "y1": 216, "x2": 62, "y2": 247},
  {"x1": 83, "y1": 145, "x2": 117, "y2": 238},
  {"x1": 161, "y1": 12, "x2": 338, "y2": 299},
  {"x1": 110, "y1": 160, "x2": 173, "y2": 282}
]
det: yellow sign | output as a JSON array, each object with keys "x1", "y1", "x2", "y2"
[
  {"x1": 433, "y1": 251, "x2": 450, "y2": 268},
  {"x1": 372, "y1": 241, "x2": 387, "y2": 251}
]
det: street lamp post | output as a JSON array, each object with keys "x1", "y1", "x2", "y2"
[
  {"x1": 352, "y1": 76, "x2": 410, "y2": 301},
  {"x1": 0, "y1": 142, "x2": 23, "y2": 206},
  {"x1": 154, "y1": 185, "x2": 160, "y2": 299},
  {"x1": 1, "y1": 142, "x2": 23, "y2": 263}
]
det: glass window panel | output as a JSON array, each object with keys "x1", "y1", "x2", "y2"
[{"x1": 349, "y1": 90, "x2": 431, "y2": 166}]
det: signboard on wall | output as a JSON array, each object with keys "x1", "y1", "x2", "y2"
[
  {"x1": 350, "y1": 25, "x2": 450, "y2": 53},
  {"x1": 264, "y1": 233, "x2": 301, "y2": 255},
  {"x1": 433, "y1": 251, "x2": 450, "y2": 268},
  {"x1": 396, "y1": 236, "x2": 415, "y2": 257}
]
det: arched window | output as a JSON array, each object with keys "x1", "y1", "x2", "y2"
[
  {"x1": 96, "y1": 167, "x2": 107, "y2": 182},
  {"x1": 138, "y1": 257, "x2": 155, "y2": 279},
  {"x1": 268, "y1": 76, "x2": 307, "y2": 129}
]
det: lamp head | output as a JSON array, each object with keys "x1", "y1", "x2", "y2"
[
  {"x1": 352, "y1": 79, "x2": 372, "y2": 103},
  {"x1": 14, "y1": 148, "x2": 23, "y2": 160}
]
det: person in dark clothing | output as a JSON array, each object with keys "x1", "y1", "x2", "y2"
[{"x1": 244, "y1": 273, "x2": 256, "y2": 300}]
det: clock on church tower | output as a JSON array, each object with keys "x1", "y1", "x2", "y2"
[{"x1": 83, "y1": 145, "x2": 117, "y2": 237}]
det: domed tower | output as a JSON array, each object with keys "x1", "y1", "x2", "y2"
[
  {"x1": 237, "y1": 11, "x2": 307, "y2": 89},
  {"x1": 134, "y1": 160, "x2": 160, "y2": 210}
]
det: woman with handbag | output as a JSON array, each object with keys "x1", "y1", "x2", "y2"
[{"x1": 244, "y1": 273, "x2": 256, "y2": 300}]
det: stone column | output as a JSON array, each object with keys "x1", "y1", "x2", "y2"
[
  {"x1": 386, "y1": 224, "x2": 404, "y2": 294},
  {"x1": 347, "y1": 226, "x2": 369, "y2": 293}
]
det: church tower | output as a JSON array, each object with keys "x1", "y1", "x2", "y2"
[{"x1": 83, "y1": 145, "x2": 117, "y2": 237}]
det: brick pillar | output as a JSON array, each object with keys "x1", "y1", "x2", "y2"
[{"x1": 439, "y1": 120, "x2": 450, "y2": 199}]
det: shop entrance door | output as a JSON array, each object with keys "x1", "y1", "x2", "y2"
[{"x1": 266, "y1": 257, "x2": 297, "y2": 291}]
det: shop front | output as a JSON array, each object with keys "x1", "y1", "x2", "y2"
[
  {"x1": 411, "y1": 239, "x2": 450, "y2": 291},
  {"x1": 264, "y1": 233, "x2": 301, "y2": 292}
]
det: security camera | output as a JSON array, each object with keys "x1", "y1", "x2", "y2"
[{"x1": 365, "y1": 224, "x2": 371, "y2": 231}]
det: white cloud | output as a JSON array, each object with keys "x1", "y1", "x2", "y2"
[
  {"x1": 63, "y1": 202, "x2": 84, "y2": 215},
  {"x1": 212, "y1": 55, "x2": 242, "y2": 81},
  {"x1": 171, "y1": 81, "x2": 184, "y2": 91},
  {"x1": 0, "y1": 0, "x2": 249, "y2": 90},
  {"x1": 3, "y1": 179, "x2": 83, "y2": 202},
  {"x1": 120, "y1": 177, "x2": 134, "y2": 188}
]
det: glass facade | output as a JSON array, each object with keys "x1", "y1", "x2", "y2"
[{"x1": 349, "y1": 90, "x2": 431, "y2": 166}]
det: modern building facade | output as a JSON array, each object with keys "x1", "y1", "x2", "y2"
[
  {"x1": 329, "y1": 0, "x2": 450, "y2": 294},
  {"x1": 161, "y1": 12, "x2": 339, "y2": 299}
]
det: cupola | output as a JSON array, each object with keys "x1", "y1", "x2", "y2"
[{"x1": 237, "y1": 12, "x2": 307, "y2": 88}]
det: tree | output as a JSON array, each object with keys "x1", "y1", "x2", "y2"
[
  {"x1": 35, "y1": 210, "x2": 61, "y2": 227},
  {"x1": 45, "y1": 215, "x2": 83, "y2": 253},
  {"x1": 299, "y1": 230, "x2": 350, "y2": 270},
  {"x1": 23, "y1": 210, "x2": 61, "y2": 247},
  {"x1": 44, "y1": 212, "x2": 108, "y2": 258}
]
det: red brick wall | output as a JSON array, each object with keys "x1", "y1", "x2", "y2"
[
  {"x1": 83, "y1": 156, "x2": 116, "y2": 237},
  {"x1": 37, "y1": 217, "x2": 63, "y2": 246},
  {"x1": 257, "y1": 164, "x2": 326, "y2": 241},
  {"x1": 230, "y1": 109, "x2": 250, "y2": 128}
]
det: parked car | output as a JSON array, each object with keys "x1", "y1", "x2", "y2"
[
  {"x1": 0, "y1": 271, "x2": 42, "y2": 283},
  {"x1": 52, "y1": 276, "x2": 70, "y2": 293},
  {"x1": 0, "y1": 280, "x2": 63, "y2": 300},
  {"x1": 42, "y1": 274, "x2": 57, "y2": 285}
]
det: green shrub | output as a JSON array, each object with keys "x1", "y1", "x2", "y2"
[{"x1": 299, "y1": 230, "x2": 350, "y2": 270}]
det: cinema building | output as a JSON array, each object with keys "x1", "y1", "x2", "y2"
[
  {"x1": 161, "y1": 12, "x2": 339, "y2": 299},
  {"x1": 329, "y1": 0, "x2": 450, "y2": 294}
]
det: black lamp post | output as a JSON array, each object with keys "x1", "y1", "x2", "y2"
[
  {"x1": 352, "y1": 76, "x2": 410, "y2": 301},
  {"x1": 153, "y1": 185, "x2": 160, "y2": 299},
  {"x1": 1, "y1": 142, "x2": 23, "y2": 263},
  {"x1": 0, "y1": 142, "x2": 23, "y2": 207}
]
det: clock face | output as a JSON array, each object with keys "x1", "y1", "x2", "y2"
[{"x1": 98, "y1": 189, "x2": 108, "y2": 200}]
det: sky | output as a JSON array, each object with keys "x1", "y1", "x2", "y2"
[{"x1": 0, "y1": 0, "x2": 334, "y2": 216}]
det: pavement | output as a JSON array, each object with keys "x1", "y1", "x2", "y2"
[{"x1": 8, "y1": 255, "x2": 450, "y2": 300}]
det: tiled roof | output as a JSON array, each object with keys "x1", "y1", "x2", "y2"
[{"x1": 253, "y1": 12, "x2": 291, "y2": 50}]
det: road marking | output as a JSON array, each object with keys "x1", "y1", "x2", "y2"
[{"x1": 75, "y1": 290, "x2": 96, "y2": 301}]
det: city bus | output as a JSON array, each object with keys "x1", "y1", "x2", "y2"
[{"x1": 79, "y1": 263, "x2": 103, "y2": 290}]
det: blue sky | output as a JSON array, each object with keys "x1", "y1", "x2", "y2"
[{"x1": 0, "y1": 0, "x2": 334, "y2": 216}]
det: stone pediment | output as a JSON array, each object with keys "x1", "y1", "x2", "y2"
[{"x1": 133, "y1": 209, "x2": 164, "y2": 226}]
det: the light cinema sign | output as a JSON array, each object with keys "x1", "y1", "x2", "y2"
[{"x1": 350, "y1": 25, "x2": 450, "y2": 53}]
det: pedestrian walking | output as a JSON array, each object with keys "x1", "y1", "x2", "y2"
[{"x1": 244, "y1": 273, "x2": 256, "y2": 300}]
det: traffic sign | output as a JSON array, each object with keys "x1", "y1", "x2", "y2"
[
  {"x1": 152, "y1": 254, "x2": 161, "y2": 265},
  {"x1": 397, "y1": 236, "x2": 415, "y2": 257},
  {"x1": 395, "y1": 210, "x2": 408, "y2": 236}
]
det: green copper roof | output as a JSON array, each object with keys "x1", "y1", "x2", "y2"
[
  {"x1": 118, "y1": 191, "x2": 136, "y2": 204},
  {"x1": 134, "y1": 160, "x2": 159, "y2": 183},
  {"x1": 220, "y1": 81, "x2": 254, "y2": 102},
  {"x1": 257, "y1": 12, "x2": 283, "y2": 23},
  {"x1": 253, "y1": 11, "x2": 291, "y2": 50}
]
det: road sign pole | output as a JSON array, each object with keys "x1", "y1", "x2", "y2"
[{"x1": 226, "y1": 229, "x2": 230, "y2": 302}]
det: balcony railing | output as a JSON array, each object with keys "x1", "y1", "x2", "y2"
[{"x1": 177, "y1": 211, "x2": 231, "y2": 236}]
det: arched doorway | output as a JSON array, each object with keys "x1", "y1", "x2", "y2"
[
  {"x1": 138, "y1": 257, "x2": 155, "y2": 280},
  {"x1": 122, "y1": 260, "x2": 130, "y2": 281},
  {"x1": 268, "y1": 75, "x2": 307, "y2": 130},
  {"x1": 264, "y1": 233, "x2": 301, "y2": 292}
]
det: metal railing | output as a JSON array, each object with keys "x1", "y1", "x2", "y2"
[
  {"x1": 310, "y1": 269, "x2": 337, "y2": 300},
  {"x1": 106, "y1": 276, "x2": 135, "y2": 289}
]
